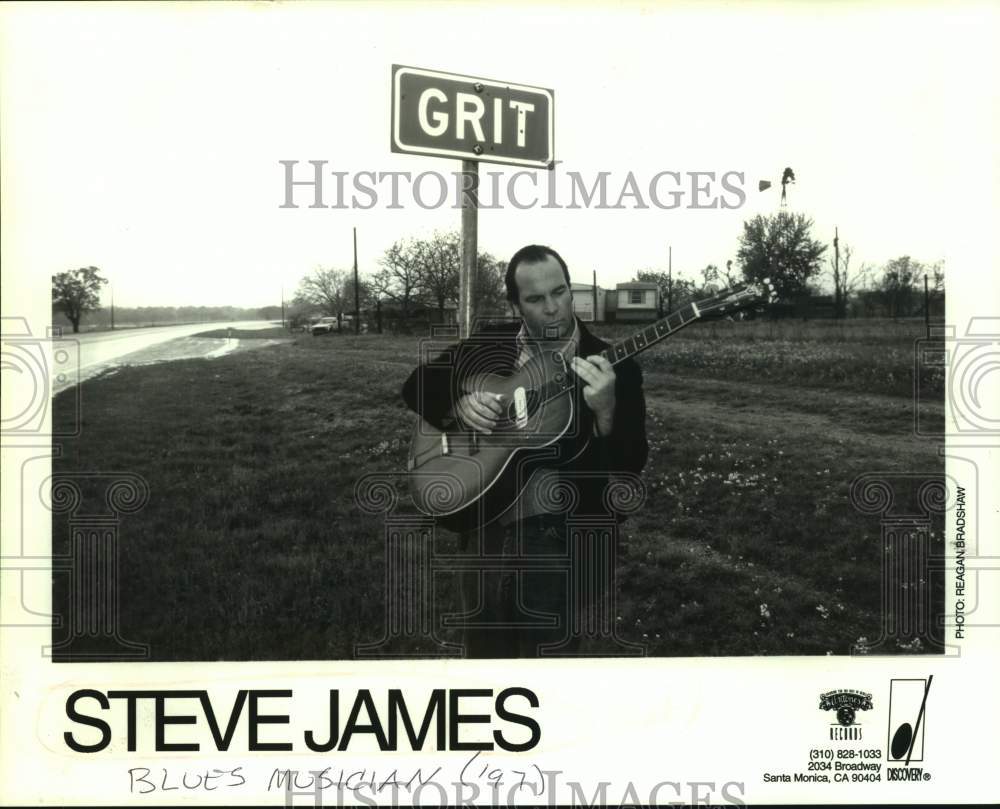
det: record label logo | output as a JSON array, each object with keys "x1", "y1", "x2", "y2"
[
  {"x1": 819, "y1": 689, "x2": 872, "y2": 740},
  {"x1": 887, "y1": 676, "x2": 933, "y2": 765}
]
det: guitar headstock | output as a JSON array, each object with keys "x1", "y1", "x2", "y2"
[{"x1": 695, "y1": 279, "x2": 777, "y2": 320}]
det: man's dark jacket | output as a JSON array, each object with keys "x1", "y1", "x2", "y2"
[{"x1": 401, "y1": 318, "x2": 649, "y2": 531}]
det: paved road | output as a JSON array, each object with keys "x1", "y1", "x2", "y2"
[{"x1": 52, "y1": 320, "x2": 275, "y2": 391}]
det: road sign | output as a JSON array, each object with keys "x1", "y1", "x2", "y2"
[{"x1": 391, "y1": 65, "x2": 554, "y2": 169}]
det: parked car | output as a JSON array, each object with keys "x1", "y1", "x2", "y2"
[{"x1": 310, "y1": 316, "x2": 339, "y2": 336}]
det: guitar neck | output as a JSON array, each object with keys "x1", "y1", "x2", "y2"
[{"x1": 599, "y1": 301, "x2": 703, "y2": 366}]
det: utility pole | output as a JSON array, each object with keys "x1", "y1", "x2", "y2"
[
  {"x1": 924, "y1": 274, "x2": 930, "y2": 339},
  {"x1": 281, "y1": 286, "x2": 285, "y2": 330},
  {"x1": 834, "y1": 227, "x2": 840, "y2": 318},
  {"x1": 110, "y1": 286, "x2": 115, "y2": 330},
  {"x1": 666, "y1": 245, "x2": 672, "y2": 315},
  {"x1": 353, "y1": 227, "x2": 360, "y2": 334},
  {"x1": 592, "y1": 269, "x2": 598, "y2": 323}
]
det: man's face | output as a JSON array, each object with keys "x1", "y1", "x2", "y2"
[{"x1": 513, "y1": 256, "x2": 573, "y2": 340}]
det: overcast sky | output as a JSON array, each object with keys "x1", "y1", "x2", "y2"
[{"x1": 2, "y1": 1, "x2": 997, "y2": 308}]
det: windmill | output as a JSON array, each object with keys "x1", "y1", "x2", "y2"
[
  {"x1": 780, "y1": 167, "x2": 796, "y2": 207},
  {"x1": 757, "y1": 167, "x2": 797, "y2": 208}
]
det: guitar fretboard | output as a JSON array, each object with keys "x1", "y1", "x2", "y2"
[
  {"x1": 600, "y1": 301, "x2": 701, "y2": 366},
  {"x1": 529, "y1": 282, "x2": 764, "y2": 409}
]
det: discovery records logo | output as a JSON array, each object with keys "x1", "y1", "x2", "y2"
[
  {"x1": 886, "y1": 675, "x2": 933, "y2": 782},
  {"x1": 818, "y1": 690, "x2": 873, "y2": 741}
]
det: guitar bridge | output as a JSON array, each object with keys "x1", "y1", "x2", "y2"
[
  {"x1": 513, "y1": 387, "x2": 529, "y2": 429},
  {"x1": 440, "y1": 433, "x2": 451, "y2": 456}
]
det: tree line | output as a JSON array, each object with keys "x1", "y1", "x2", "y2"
[
  {"x1": 633, "y1": 211, "x2": 944, "y2": 319},
  {"x1": 50, "y1": 266, "x2": 284, "y2": 333},
  {"x1": 51, "y1": 214, "x2": 944, "y2": 334},
  {"x1": 289, "y1": 230, "x2": 510, "y2": 332}
]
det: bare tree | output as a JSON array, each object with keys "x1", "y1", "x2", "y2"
[
  {"x1": 476, "y1": 252, "x2": 509, "y2": 316},
  {"x1": 294, "y1": 266, "x2": 358, "y2": 328},
  {"x1": 924, "y1": 260, "x2": 945, "y2": 319},
  {"x1": 367, "y1": 268, "x2": 395, "y2": 334},
  {"x1": 374, "y1": 232, "x2": 510, "y2": 327},
  {"x1": 635, "y1": 269, "x2": 696, "y2": 315},
  {"x1": 377, "y1": 239, "x2": 424, "y2": 318},
  {"x1": 829, "y1": 240, "x2": 872, "y2": 318},
  {"x1": 930, "y1": 260, "x2": 945, "y2": 295},
  {"x1": 415, "y1": 231, "x2": 461, "y2": 321},
  {"x1": 877, "y1": 256, "x2": 923, "y2": 318}
]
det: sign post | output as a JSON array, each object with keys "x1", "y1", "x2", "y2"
[
  {"x1": 459, "y1": 160, "x2": 479, "y2": 339},
  {"x1": 391, "y1": 65, "x2": 554, "y2": 337}
]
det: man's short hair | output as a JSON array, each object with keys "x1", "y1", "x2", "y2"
[{"x1": 505, "y1": 245, "x2": 571, "y2": 305}]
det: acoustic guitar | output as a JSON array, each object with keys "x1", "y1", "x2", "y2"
[{"x1": 407, "y1": 281, "x2": 775, "y2": 525}]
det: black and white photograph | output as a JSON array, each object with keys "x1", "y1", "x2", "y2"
[{"x1": 1, "y1": 1, "x2": 997, "y2": 806}]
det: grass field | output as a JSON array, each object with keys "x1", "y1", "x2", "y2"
[{"x1": 51, "y1": 319, "x2": 945, "y2": 660}]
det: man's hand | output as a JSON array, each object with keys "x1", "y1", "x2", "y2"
[
  {"x1": 571, "y1": 354, "x2": 616, "y2": 434},
  {"x1": 454, "y1": 391, "x2": 505, "y2": 434}
]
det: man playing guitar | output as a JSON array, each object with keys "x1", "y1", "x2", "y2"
[{"x1": 401, "y1": 244, "x2": 649, "y2": 657}]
